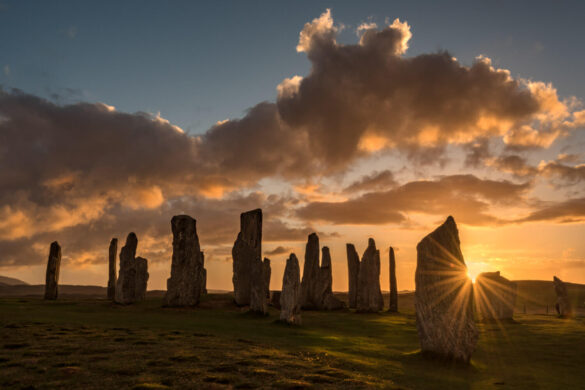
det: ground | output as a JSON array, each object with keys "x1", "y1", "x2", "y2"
[{"x1": 0, "y1": 293, "x2": 583, "y2": 389}]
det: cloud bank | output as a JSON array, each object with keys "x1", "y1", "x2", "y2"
[{"x1": 0, "y1": 9, "x2": 584, "y2": 271}]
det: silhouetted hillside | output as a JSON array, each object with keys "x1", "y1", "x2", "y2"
[{"x1": 0, "y1": 275, "x2": 29, "y2": 286}]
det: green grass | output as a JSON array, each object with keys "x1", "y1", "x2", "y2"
[{"x1": 0, "y1": 294, "x2": 583, "y2": 389}]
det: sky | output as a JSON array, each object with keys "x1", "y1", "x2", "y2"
[{"x1": 1, "y1": 1, "x2": 584, "y2": 291}]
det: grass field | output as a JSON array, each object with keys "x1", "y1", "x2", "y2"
[{"x1": 1, "y1": 293, "x2": 584, "y2": 389}]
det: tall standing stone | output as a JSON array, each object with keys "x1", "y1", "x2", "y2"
[
  {"x1": 553, "y1": 276, "x2": 573, "y2": 318},
  {"x1": 135, "y1": 256, "x2": 149, "y2": 301},
  {"x1": 249, "y1": 256, "x2": 267, "y2": 314},
  {"x1": 388, "y1": 247, "x2": 398, "y2": 313},
  {"x1": 115, "y1": 233, "x2": 148, "y2": 304},
  {"x1": 415, "y1": 216, "x2": 478, "y2": 363},
  {"x1": 356, "y1": 238, "x2": 384, "y2": 312},
  {"x1": 263, "y1": 258, "x2": 271, "y2": 299},
  {"x1": 164, "y1": 215, "x2": 204, "y2": 307},
  {"x1": 232, "y1": 209, "x2": 262, "y2": 306},
  {"x1": 44, "y1": 241, "x2": 61, "y2": 300},
  {"x1": 319, "y1": 247, "x2": 345, "y2": 310},
  {"x1": 300, "y1": 233, "x2": 320, "y2": 309},
  {"x1": 474, "y1": 271, "x2": 517, "y2": 321},
  {"x1": 280, "y1": 253, "x2": 302, "y2": 325},
  {"x1": 107, "y1": 238, "x2": 118, "y2": 300},
  {"x1": 347, "y1": 244, "x2": 360, "y2": 309}
]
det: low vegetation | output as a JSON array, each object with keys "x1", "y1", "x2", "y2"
[{"x1": 0, "y1": 292, "x2": 583, "y2": 389}]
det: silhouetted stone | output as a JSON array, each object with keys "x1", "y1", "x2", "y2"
[
  {"x1": 232, "y1": 209, "x2": 262, "y2": 306},
  {"x1": 319, "y1": 247, "x2": 345, "y2": 310},
  {"x1": 164, "y1": 215, "x2": 204, "y2": 307},
  {"x1": 280, "y1": 254, "x2": 301, "y2": 325},
  {"x1": 553, "y1": 276, "x2": 573, "y2": 318},
  {"x1": 107, "y1": 238, "x2": 117, "y2": 300},
  {"x1": 474, "y1": 271, "x2": 517, "y2": 321},
  {"x1": 356, "y1": 238, "x2": 383, "y2": 312},
  {"x1": 346, "y1": 244, "x2": 360, "y2": 309},
  {"x1": 270, "y1": 291, "x2": 282, "y2": 309},
  {"x1": 44, "y1": 241, "x2": 61, "y2": 300},
  {"x1": 115, "y1": 233, "x2": 148, "y2": 304},
  {"x1": 200, "y1": 253, "x2": 207, "y2": 295},
  {"x1": 388, "y1": 247, "x2": 398, "y2": 313},
  {"x1": 135, "y1": 256, "x2": 149, "y2": 301},
  {"x1": 415, "y1": 216, "x2": 478, "y2": 363},
  {"x1": 300, "y1": 233, "x2": 320, "y2": 309},
  {"x1": 249, "y1": 256, "x2": 267, "y2": 314},
  {"x1": 300, "y1": 235, "x2": 344, "y2": 310},
  {"x1": 263, "y1": 258, "x2": 271, "y2": 299}
]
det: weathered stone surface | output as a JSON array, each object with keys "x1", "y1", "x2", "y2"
[
  {"x1": 415, "y1": 216, "x2": 478, "y2": 363},
  {"x1": 388, "y1": 246, "x2": 398, "y2": 312},
  {"x1": 107, "y1": 238, "x2": 117, "y2": 300},
  {"x1": 346, "y1": 244, "x2": 360, "y2": 309},
  {"x1": 115, "y1": 233, "x2": 149, "y2": 304},
  {"x1": 356, "y1": 238, "x2": 384, "y2": 312},
  {"x1": 232, "y1": 209, "x2": 262, "y2": 306},
  {"x1": 135, "y1": 256, "x2": 149, "y2": 301},
  {"x1": 300, "y1": 233, "x2": 320, "y2": 309},
  {"x1": 474, "y1": 271, "x2": 517, "y2": 321},
  {"x1": 553, "y1": 276, "x2": 573, "y2": 318},
  {"x1": 263, "y1": 258, "x2": 271, "y2": 299},
  {"x1": 319, "y1": 247, "x2": 345, "y2": 310},
  {"x1": 280, "y1": 254, "x2": 301, "y2": 325},
  {"x1": 300, "y1": 235, "x2": 344, "y2": 310},
  {"x1": 44, "y1": 241, "x2": 61, "y2": 300},
  {"x1": 270, "y1": 291, "x2": 282, "y2": 309},
  {"x1": 249, "y1": 256, "x2": 267, "y2": 314},
  {"x1": 164, "y1": 215, "x2": 204, "y2": 307}
]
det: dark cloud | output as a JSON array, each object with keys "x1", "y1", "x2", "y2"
[
  {"x1": 489, "y1": 154, "x2": 538, "y2": 178},
  {"x1": 297, "y1": 174, "x2": 530, "y2": 226},
  {"x1": 464, "y1": 139, "x2": 491, "y2": 168},
  {"x1": 265, "y1": 246, "x2": 293, "y2": 256},
  {"x1": 517, "y1": 197, "x2": 585, "y2": 223},
  {"x1": 539, "y1": 160, "x2": 585, "y2": 185},
  {"x1": 343, "y1": 170, "x2": 396, "y2": 193}
]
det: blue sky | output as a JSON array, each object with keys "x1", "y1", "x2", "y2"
[{"x1": 2, "y1": 1, "x2": 584, "y2": 134}]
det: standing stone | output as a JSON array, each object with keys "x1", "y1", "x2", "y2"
[
  {"x1": 300, "y1": 233, "x2": 320, "y2": 309},
  {"x1": 356, "y1": 238, "x2": 384, "y2": 312},
  {"x1": 115, "y1": 233, "x2": 137, "y2": 304},
  {"x1": 232, "y1": 209, "x2": 262, "y2": 306},
  {"x1": 553, "y1": 276, "x2": 573, "y2": 318},
  {"x1": 280, "y1": 253, "x2": 302, "y2": 325},
  {"x1": 270, "y1": 291, "x2": 282, "y2": 309},
  {"x1": 44, "y1": 241, "x2": 61, "y2": 300},
  {"x1": 474, "y1": 271, "x2": 517, "y2": 321},
  {"x1": 347, "y1": 244, "x2": 360, "y2": 309},
  {"x1": 164, "y1": 215, "x2": 204, "y2": 307},
  {"x1": 263, "y1": 258, "x2": 271, "y2": 299},
  {"x1": 135, "y1": 256, "x2": 149, "y2": 301},
  {"x1": 319, "y1": 247, "x2": 345, "y2": 310},
  {"x1": 200, "y1": 252, "x2": 207, "y2": 295},
  {"x1": 249, "y1": 256, "x2": 267, "y2": 314},
  {"x1": 115, "y1": 233, "x2": 148, "y2": 304},
  {"x1": 107, "y1": 238, "x2": 118, "y2": 300},
  {"x1": 388, "y1": 247, "x2": 398, "y2": 312},
  {"x1": 415, "y1": 216, "x2": 478, "y2": 363}
]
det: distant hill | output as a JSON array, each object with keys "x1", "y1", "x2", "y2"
[
  {"x1": 0, "y1": 284, "x2": 230, "y2": 298},
  {"x1": 513, "y1": 280, "x2": 585, "y2": 312},
  {"x1": 0, "y1": 275, "x2": 29, "y2": 286}
]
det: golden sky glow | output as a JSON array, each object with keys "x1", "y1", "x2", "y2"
[{"x1": 1, "y1": 9, "x2": 584, "y2": 291}]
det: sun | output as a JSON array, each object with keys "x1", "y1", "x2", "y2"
[{"x1": 467, "y1": 271, "x2": 476, "y2": 284}]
